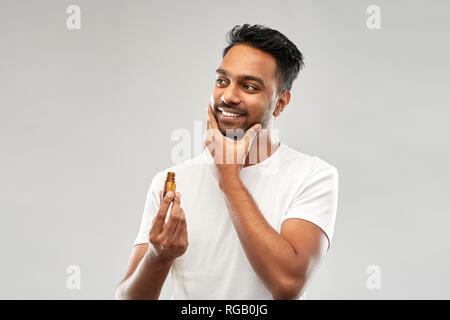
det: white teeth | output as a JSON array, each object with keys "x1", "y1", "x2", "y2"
[
  {"x1": 223, "y1": 111, "x2": 241, "y2": 117},
  {"x1": 218, "y1": 107, "x2": 243, "y2": 117}
]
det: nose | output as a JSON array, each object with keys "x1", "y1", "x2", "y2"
[{"x1": 221, "y1": 82, "x2": 241, "y2": 106}]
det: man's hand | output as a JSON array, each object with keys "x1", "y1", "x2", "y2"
[
  {"x1": 148, "y1": 191, "x2": 188, "y2": 264},
  {"x1": 115, "y1": 190, "x2": 187, "y2": 300},
  {"x1": 204, "y1": 104, "x2": 261, "y2": 182}
]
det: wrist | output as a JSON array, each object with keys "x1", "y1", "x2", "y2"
[
  {"x1": 219, "y1": 173, "x2": 242, "y2": 191},
  {"x1": 146, "y1": 244, "x2": 174, "y2": 269}
]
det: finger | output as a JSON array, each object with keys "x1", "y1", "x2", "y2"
[
  {"x1": 151, "y1": 191, "x2": 174, "y2": 234},
  {"x1": 206, "y1": 104, "x2": 219, "y2": 130},
  {"x1": 153, "y1": 191, "x2": 162, "y2": 225},
  {"x1": 205, "y1": 120, "x2": 213, "y2": 149},
  {"x1": 160, "y1": 192, "x2": 181, "y2": 241},
  {"x1": 245, "y1": 124, "x2": 262, "y2": 139},
  {"x1": 170, "y1": 207, "x2": 187, "y2": 242},
  {"x1": 244, "y1": 124, "x2": 262, "y2": 145},
  {"x1": 206, "y1": 119, "x2": 211, "y2": 140},
  {"x1": 206, "y1": 105, "x2": 223, "y2": 142},
  {"x1": 152, "y1": 191, "x2": 161, "y2": 224}
]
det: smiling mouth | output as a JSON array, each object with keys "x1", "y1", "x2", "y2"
[{"x1": 217, "y1": 107, "x2": 246, "y2": 121}]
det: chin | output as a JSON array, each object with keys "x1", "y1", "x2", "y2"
[{"x1": 220, "y1": 126, "x2": 247, "y2": 140}]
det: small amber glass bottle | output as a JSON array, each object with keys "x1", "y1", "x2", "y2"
[{"x1": 162, "y1": 172, "x2": 176, "y2": 199}]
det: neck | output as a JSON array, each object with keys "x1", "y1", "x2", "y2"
[{"x1": 244, "y1": 125, "x2": 280, "y2": 168}]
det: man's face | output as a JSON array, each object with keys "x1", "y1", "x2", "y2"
[{"x1": 211, "y1": 44, "x2": 279, "y2": 138}]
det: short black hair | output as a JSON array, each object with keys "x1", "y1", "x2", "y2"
[{"x1": 223, "y1": 24, "x2": 304, "y2": 93}]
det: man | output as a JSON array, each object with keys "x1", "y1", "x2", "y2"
[{"x1": 115, "y1": 24, "x2": 338, "y2": 300}]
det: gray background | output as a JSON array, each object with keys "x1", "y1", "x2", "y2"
[{"x1": 1, "y1": 0, "x2": 449, "y2": 299}]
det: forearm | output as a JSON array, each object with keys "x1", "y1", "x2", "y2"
[
  {"x1": 115, "y1": 246, "x2": 172, "y2": 300},
  {"x1": 220, "y1": 176, "x2": 303, "y2": 299}
]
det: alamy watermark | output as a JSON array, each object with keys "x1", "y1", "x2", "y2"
[
  {"x1": 66, "y1": 265, "x2": 81, "y2": 290},
  {"x1": 366, "y1": 264, "x2": 381, "y2": 290},
  {"x1": 170, "y1": 121, "x2": 280, "y2": 175},
  {"x1": 366, "y1": 5, "x2": 381, "y2": 30},
  {"x1": 66, "y1": 5, "x2": 81, "y2": 30}
]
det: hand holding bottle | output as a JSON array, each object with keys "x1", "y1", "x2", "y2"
[{"x1": 148, "y1": 190, "x2": 188, "y2": 264}]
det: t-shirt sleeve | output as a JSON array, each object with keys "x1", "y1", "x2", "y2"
[
  {"x1": 132, "y1": 171, "x2": 163, "y2": 247},
  {"x1": 280, "y1": 162, "x2": 339, "y2": 250}
]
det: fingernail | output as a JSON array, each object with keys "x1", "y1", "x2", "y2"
[{"x1": 167, "y1": 191, "x2": 174, "y2": 198}]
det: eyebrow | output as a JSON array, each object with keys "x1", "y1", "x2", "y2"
[{"x1": 216, "y1": 68, "x2": 266, "y2": 87}]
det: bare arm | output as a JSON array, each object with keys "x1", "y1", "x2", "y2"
[
  {"x1": 114, "y1": 243, "x2": 172, "y2": 300},
  {"x1": 220, "y1": 176, "x2": 328, "y2": 300},
  {"x1": 115, "y1": 191, "x2": 188, "y2": 300},
  {"x1": 204, "y1": 105, "x2": 329, "y2": 299}
]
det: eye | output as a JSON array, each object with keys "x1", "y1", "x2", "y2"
[
  {"x1": 243, "y1": 84, "x2": 258, "y2": 91},
  {"x1": 215, "y1": 78, "x2": 227, "y2": 87}
]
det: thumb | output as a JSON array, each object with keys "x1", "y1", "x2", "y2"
[{"x1": 245, "y1": 124, "x2": 262, "y2": 140}]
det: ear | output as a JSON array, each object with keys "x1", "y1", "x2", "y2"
[{"x1": 273, "y1": 90, "x2": 291, "y2": 117}]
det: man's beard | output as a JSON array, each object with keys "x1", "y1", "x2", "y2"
[
  {"x1": 214, "y1": 101, "x2": 272, "y2": 134},
  {"x1": 213, "y1": 102, "x2": 244, "y2": 140},
  {"x1": 213, "y1": 100, "x2": 273, "y2": 140}
]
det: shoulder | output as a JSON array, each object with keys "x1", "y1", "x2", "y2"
[
  {"x1": 280, "y1": 143, "x2": 338, "y2": 186},
  {"x1": 280, "y1": 143, "x2": 338, "y2": 171}
]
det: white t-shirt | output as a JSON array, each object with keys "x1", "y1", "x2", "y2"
[{"x1": 133, "y1": 141, "x2": 339, "y2": 300}]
